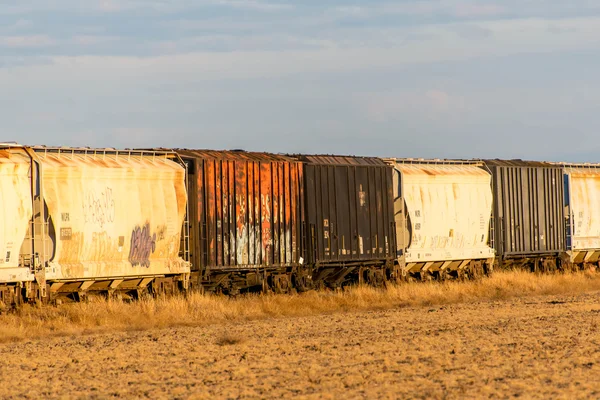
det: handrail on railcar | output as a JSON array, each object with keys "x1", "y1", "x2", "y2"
[
  {"x1": 383, "y1": 157, "x2": 486, "y2": 166},
  {"x1": 25, "y1": 145, "x2": 178, "y2": 164}
]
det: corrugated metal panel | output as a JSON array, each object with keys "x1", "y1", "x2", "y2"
[
  {"x1": 177, "y1": 150, "x2": 303, "y2": 272},
  {"x1": 485, "y1": 160, "x2": 565, "y2": 259},
  {"x1": 483, "y1": 159, "x2": 552, "y2": 167},
  {"x1": 302, "y1": 155, "x2": 395, "y2": 265},
  {"x1": 0, "y1": 148, "x2": 34, "y2": 282},
  {"x1": 33, "y1": 148, "x2": 189, "y2": 280},
  {"x1": 296, "y1": 154, "x2": 387, "y2": 166},
  {"x1": 388, "y1": 160, "x2": 494, "y2": 263},
  {"x1": 562, "y1": 165, "x2": 600, "y2": 251}
]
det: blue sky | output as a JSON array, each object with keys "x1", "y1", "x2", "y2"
[{"x1": 1, "y1": 1, "x2": 600, "y2": 160}]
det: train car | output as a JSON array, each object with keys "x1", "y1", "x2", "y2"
[
  {"x1": 0, "y1": 144, "x2": 190, "y2": 306},
  {"x1": 175, "y1": 150, "x2": 303, "y2": 294},
  {"x1": 483, "y1": 160, "x2": 565, "y2": 272},
  {"x1": 298, "y1": 155, "x2": 396, "y2": 287},
  {"x1": 558, "y1": 163, "x2": 600, "y2": 270},
  {"x1": 0, "y1": 145, "x2": 36, "y2": 304},
  {"x1": 175, "y1": 150, "x2": 396, "y2": 293},
  {"x1": 385, "y1": 159, "x2": 495, "y2": 280}
]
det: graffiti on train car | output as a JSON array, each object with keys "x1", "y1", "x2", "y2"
[
  {"x1": 91, "y1": 232, "x2": 122, "y2": 262},
  {"x1": 235, "y1": 193, "x2": 247, "y2": 264},
  {"x1": 155, "y1": 225, "x2": 167, "y2": 242},
  {"x1": 59, "y1": 231, "x2": 123, "y2": 264},
  {"x1": 129, "y1": 223, "x2": 157, "y2": 268},
  {"x1": 261, "y1": 193, "x2": 272, "y2": 263},
  {"x1": 82, "y1": 187, "x2": 115, "y2": 228},
  {"x1": 59, "y1": 231, "x2": 84, "y2": 263}
]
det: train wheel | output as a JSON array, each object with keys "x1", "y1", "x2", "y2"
[
  {"x1": 419, "y1": 270, "x2": 433, "y2": 282},
  {"x1": 583, "y1": 262, "x2": 596, "y2": 273},
  {"x1": 541, "y1": 259, "x2": 558, "y2": 274},
  {"x1": 292, "y1": 271, "x2": 314, "y2": 292},
  {"x1": 361, "y1": 268, "x2": 383, "y2": 287},
  {"x1": 471, "y1": 261, "x2": 484, "y2": 280},
  {"x1": 370, "y1": 269, "x2": 386, "y2": 287},
  {"x1": 313, "y1": 280, "x2": 326, "y2": 291},
  {"x1": 483, "y1": 261, "x2": 494, "y2": 276},
  {"x1": 437, "y1": 269, "x2": 452, "y2": 281},
  {"x1": 561, "y1": 261, "x2": 575, "y2": 273},
  {"x1": 135, "y1": 287, "x2": 152, "y2": 301},
  {"x1": 270, "y1": 274, "x2": 291, "y2": 294}
]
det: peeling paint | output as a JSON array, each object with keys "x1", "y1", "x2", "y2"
[{"x1": 180, "y1": 150, "x2": 302, "y2": 270}]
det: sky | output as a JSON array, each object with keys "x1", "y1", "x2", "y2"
[{"x1": 1, "y1": 1, "x2": 599, "y2": 161}]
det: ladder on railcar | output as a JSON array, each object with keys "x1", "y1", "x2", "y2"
[{"x1": 180, "y1": 158, "x2": 191, "y2": 266}]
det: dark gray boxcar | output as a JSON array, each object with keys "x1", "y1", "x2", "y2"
[
  {"x1": 484, "y1": 160, "x2": 565, "y2": 269},
  {"x1": 298, "y1": 155, "x2": 396, "y2": 267}
]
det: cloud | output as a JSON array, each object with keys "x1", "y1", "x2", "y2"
[
  {"x1": 326, "y1": 1, "x2": 507, "y2": 21},
  {"x1": 71, "y1": 35, "x2": 119, "y2": 46},
  {"x1": 0, "y1": 15, "x2": 597, "y2": 87},
  {"x1": 216, "y1": 0, "x2": 293, "y2": 11},
  {"x1": 453, "y1": 3, "x2": 504, "y2": 17},
  {"x1": 0, "y1": 35, "x2": 55, "y2": 48},
  {"x1": 0, "y1": 56, "x2": 54, "y2": 68},
  {"x1": 98, "y1": 0, "x2": 122, "y2": 12},
  {"x1": 425, "y1": 90, "x2": 451, "y2": 110},
  {"x1": 1, "y1": 1, "x2": 600, "y2": 161},
  {"x1": 4, "y1": 19, "x2": 34, "y2": 32},
  {"x1": 364, "y1": 90, "x2": 468, "y2": 123},
  {"x1": 547, "y1": 25, "x2": 578, "y2": 34},
  {"x1": 451, "y1": 24, "x2": 493, "y2": 39}
]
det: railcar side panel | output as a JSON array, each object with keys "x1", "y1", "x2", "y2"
[
  {"x1": 0, "y1": 149, "x2": 34, "y2": 283},
  {"x1": 562, "y1": 166, "x2": 600, "y2": 264},
  {"x1": 36, "y1": 150, "x2": 189, "y2": 280},
  {"x1": 302, "y1": 156, "x2": 395, "y2": 266},
  {"x1": 485, "y1": 160, "x2": 565, "y2": 264},
  {"x1": 389, "y1": 161, "x2": 495, "y2": 264},
  {"x1": 179, "y1": 150, "x2": 303, "y2": 274}
]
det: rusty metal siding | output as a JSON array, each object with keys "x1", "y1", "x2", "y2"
[
  {"x1": 300, "y1": 155, "x2": 395, "y2": 265},
  {"x1": 177, "y1": 150, "x2": 303, "y2": 272},
  {"x1": 485, "y1": 160, "x2": 565, "y2": 259}
]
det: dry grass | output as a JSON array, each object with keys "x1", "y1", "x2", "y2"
[{"x1": 2, "y1": 269, "x2": 600, "y2": 343}]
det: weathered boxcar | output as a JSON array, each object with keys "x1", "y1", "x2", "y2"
[
  {"x1": 176, "y1": 150, "x2": 304, "y2": 293},
  {"x1": 559, "y1": 163, "x2": 600, "y2": 269},
  {"x1": 298, "y1": 155, "x2": 396, "y2": 287},
  {"x1": 1, "y1": 145, "x2": 191, "y2": 305},
  {"x1": 177, "y1": 150, "x2": 396, "y2": 292},
  {"x1": 386, "y1": 159, "x2": 495, "y2": 280},
  {"x1": 483, "y1": 160, "x2": 565, "y2": 271}
]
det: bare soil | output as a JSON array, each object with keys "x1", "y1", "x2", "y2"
[{"x1": 3, "y1": 291, "x2": 600, "y2": 399}]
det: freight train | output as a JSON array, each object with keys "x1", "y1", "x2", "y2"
[{"x1": 0, "y1": 143, "x2": 598, "y2": 306}]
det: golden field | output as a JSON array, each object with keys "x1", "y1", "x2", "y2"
[
  {"x1": 2, "y1": 270, "x2": 600, "y2": 342},
  {"x1": 2, "y1": 270, "x2": 600, "y2": 398}
]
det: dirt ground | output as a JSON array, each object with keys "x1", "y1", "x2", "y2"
[{"x1": 3, "y1": 291, "x2": 600, "y2": 399}]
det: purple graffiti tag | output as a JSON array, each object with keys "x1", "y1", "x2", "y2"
[{"x1": 128, "y1": 223, "x2": 156, "y2": 268}]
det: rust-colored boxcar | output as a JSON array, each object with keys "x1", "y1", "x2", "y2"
[
  {"x1": 299, "y1": 155, "x2": 396, "y2": 269},
  {"x1": 177, "y1": 150, "x2": 304, "y2": 288}
]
